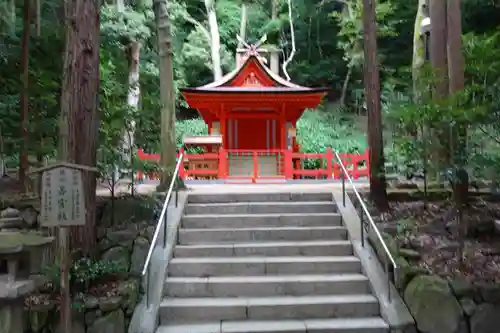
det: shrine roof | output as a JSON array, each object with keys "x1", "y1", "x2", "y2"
[
  {"x1": 181, "y1": 87, "x2": 328, "y2": 93},
  {"x1": 180, "y1": 55, "x2": 328, "y2": 94}
]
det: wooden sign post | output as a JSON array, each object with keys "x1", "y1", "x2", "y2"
[{"x1": 29, "y1": 162, "x2": 97, "y2": 333}]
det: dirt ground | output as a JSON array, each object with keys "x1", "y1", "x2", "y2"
[{"x1": 366, "y1": 193, "x2": 500, "y2": 284}]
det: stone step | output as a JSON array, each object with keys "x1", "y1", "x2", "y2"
[
  {"x1": 181, "y1": 213, "x2": 342, "y2": 229},
  {"x1": 159, "y1": 294, "x2": 380, "y2": 323},
  {"x1": 168, "y1": 256, "x2": 361, "y2": 277},
  {"x1": 174, "y1": 240, "x2": 353, "y2": 258},
  {"x1": 165, "y1": 274, "x2": 371, "y2": 297},
  {"x1": 184, "y1": 201, "x2": 337, "y2": 215},
  {"x1": 156, "y1": 317, "x2": 389, "y2": 333},
  {"x1": 187, "y1": 193, "x2": 333, "y2": 204},
  {"x1": 178, "y1": 226, "x2": 348, "y2": 245}
]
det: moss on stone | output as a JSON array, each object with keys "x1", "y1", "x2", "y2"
[{"x1": 404, "y1": 275, "x2": 465, "y2": 333}]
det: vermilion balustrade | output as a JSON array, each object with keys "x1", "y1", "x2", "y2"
[{"x1": 136, "y1": 148, "x2": 370, "y2": 182}]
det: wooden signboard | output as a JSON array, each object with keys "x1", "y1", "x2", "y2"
[
  {"x1": 40, "y1": 166, "x2": 85, "y2": 226},
  {"x1": 29, "y1": 163, "x2": 96, "y2": 227}
]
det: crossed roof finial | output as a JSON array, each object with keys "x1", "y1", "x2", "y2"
[{"x1": 236, "y1": 34, "x2": 268, "y2": 56}]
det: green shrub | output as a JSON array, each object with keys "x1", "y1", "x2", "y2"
[
  {"x1": 43, "y1": 257, "x2": 127, "y2": 292},
  {"x1": 175, "y1": 119, "x2": 208, "y2": 149},
  {"x1": 297, "y1": 110, "x2": 366, "y2": 154}
]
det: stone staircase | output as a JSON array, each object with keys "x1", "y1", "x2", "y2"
[{"x1": 157, "y1": 192, "x2": 389, "y2": 333}]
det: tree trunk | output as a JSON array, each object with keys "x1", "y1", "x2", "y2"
[
  {"x1": 35, "y1": 0, "x2": 41, "y2": 37},
  {"x1": 154, "y1": 0, "x2": 183, "y2": 191},
  {"x1": 2, "y1": 0, "x2": 17, "y2": 33},
  {"x1": 446, "y1": 0, "x2": 468, "y2": 245},
  {"x1": 19, "y1": 0, "x2": 31, "y2": 193},
  {"x1": 205, "y1": 0, "x2": 223, "y2": 80},
  {"x1": 123, "y1": 41, "x2": 140, "y2": 171},
  {"x1": 269, "y1": 0, "x2": 279, "y2": 74},
  {"x1": 430, "y1": 0, "x2": 448, "y2": 97},
  {"x1": 340, "y1": 65, "x2": 353, "y2": 107},
  {"x1": 116, "y1": 0, "x2": 125, "y2": 12},
  {"x1": 59, "y1": 0, "x2": 100, "y2": 255},
  {"x1": 281, "y1": 0, "x2": 296, "y2": 81},
  {"x1": 446, "y1": 0, "x2": 464, "y2": 95},
  {"x1": 446, "y1": 0, "x2": 465, "y2": 163},
  {"x1": 412, "y1": 0, "x2": 427, "y2": 101},
  {"x1": 0, "y1": 128, "x2": 5, "y2": 176},
  {"x1": 362, "y1": 0, "x2": 388, "y2": 211},
  {"x1": 429, "y1": 0, "x2": 450, "y2": 174},
  {"x1": 238, "y1": 3, "x2": 247, "y2": 47}
]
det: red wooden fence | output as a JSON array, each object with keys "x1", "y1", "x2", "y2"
[{"x1": 137, "y1": 148, "x2": 370, "y2": 182}]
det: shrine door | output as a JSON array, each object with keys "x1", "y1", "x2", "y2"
[
  {"x1": 226, "y1": 118, "x2": 283, "y2": 150},
  {"x1": 227, "y1": 118, "x2": 282, "y2": 179}
]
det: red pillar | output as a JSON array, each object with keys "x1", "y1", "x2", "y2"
[
  {"x1": 218, "y1": 147, "x2": 227, "y2": 179},
  {"x1": 326, "y1": 148, "x2": 333, "y2": 179},
  {"x1": 284, "y1": 149, "x2": 293, "y2": 179}
]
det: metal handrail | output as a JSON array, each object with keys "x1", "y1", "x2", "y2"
[
  {"x1": 333, "y1": 150, "x2": 397, "y2": 301},
  {"x1": 141, "y1": 154, "x2": 184, "y2": 307}
]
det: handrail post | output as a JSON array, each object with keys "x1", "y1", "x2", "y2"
[
  {"x1": 146, "y1": 264, "x2": 151, "y2": 307},
  {"x1": 163, "y1": 205, "x2": 168, "y2": 248},
  {"x1": 386, "y1": 258, "x2": 391, "y2": 302},
  {"x1": 359, "y1": 205, "x2": 365, "y2": 247},
  {"x1": 175, "y1": 176, "x2": 179, "y2": 207},
  {"x1": 342, "y1": 173, "x2": 346, "y2": 207}
]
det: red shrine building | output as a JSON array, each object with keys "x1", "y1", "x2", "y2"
[
  {"x1": 179, "y1": 45, "x2": 327, "y2": 179},
  {"x1": 138, "y1": 43, "x2": 370, "y2": 182},
  {"x1": 180, "y1": 48, "x2": 327, "y2": 152}
]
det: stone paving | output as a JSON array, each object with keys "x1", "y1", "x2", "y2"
[{"x1": 96, "y1": 181, "x2": 370, "y2": 197}]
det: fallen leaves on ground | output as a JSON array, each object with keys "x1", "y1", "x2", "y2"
[{"x1": 364, "y1": 193, "x2": 500, "y2": 284}]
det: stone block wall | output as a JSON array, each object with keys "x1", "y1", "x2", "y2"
[
  {"x1": 370, "y1": 231, "x2": 500, "y2": 333},
  {"x1": 1, "y1": 195, "x2": 162, "y2": 333}
]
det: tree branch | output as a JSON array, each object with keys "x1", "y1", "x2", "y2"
[
  {"x1": 184, "y1": 13, "x2": 211, "y2": 42},
  {"x1": 478, "y1": 126, "x2": 500, "y2": 146},
  {"x1": 282, "y1": 0, "x2": 296, "y2": 81}
]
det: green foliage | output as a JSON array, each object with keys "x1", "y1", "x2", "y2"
[
  {"x1": 44, "y1": 257, "x2": 126, "y2": 292},
  {"x1": 385, "y1": 30, "x2": 500, "y2": 181},
  {"x1": 175, "y1": 119, "x2": 208, "y2": 148},
  {"x1": 331, "y1": 0, "x2": 398, "y2": 80},
  {"x1": 297, "y1": 110, "x2": 366, "y2": 154}
]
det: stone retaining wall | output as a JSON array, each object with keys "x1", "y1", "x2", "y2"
[
  {"x1": 370, "y1": 230, "x2": 500, "y2": 333},
  {"x1": 1, "y1": 195, "x2": 162, "y2": 333},
  {"x1": 23, "y1": 279, "x2": 139, "y2": 333},
  {"x1": 348, "y1": 190, "x2": 500, "y2": 333}
]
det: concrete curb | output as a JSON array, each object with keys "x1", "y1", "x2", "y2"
[
  {"x1": 128, "y1": 192, "x2": 188, "y2": 333},
  {"x1": 332, "y1": 191, "x2": 416, "y2": 333}
]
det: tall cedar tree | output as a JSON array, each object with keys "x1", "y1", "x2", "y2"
[
  {"x1": 19, "y1": 0, "x2": 31, "y2": 192},
  {"x1": 59, "y1": 0, "x2": 100, "y2": 255},
  {"x1": 155, "y1": 0, "x2": 184, "y2": 190},
  {"x1": 363, "y1": 0, "x2": 389, "y2": 210}
]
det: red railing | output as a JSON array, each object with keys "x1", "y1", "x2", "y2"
[{"x1": 137, "y1": 148, "x2": 370, "y2": 182}]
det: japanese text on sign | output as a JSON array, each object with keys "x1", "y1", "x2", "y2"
[{"x1": 40, "y1": 166, "x2": 85, "y2": 226}]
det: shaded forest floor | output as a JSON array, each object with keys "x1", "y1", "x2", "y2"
[{"x1": 362, "y1": 191, "x2": 500, "y2": 284}]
